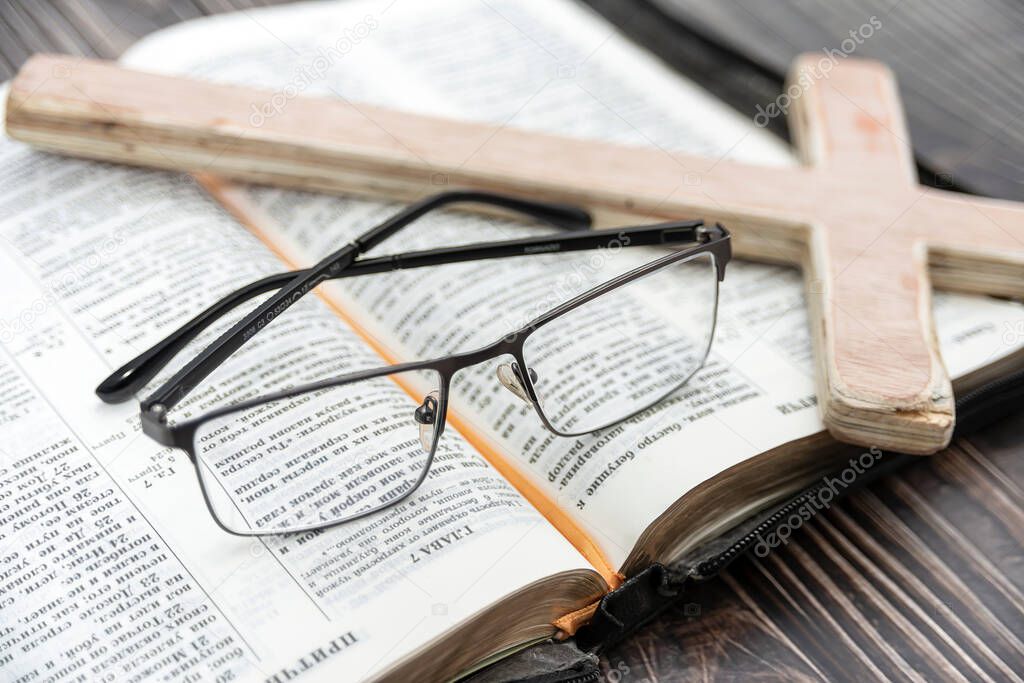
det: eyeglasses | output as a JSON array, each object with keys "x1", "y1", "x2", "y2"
[{"x1": 98, "y1": 191, "x2": 730, "y2": 536}]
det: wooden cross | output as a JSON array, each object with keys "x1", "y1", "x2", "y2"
[{"x1": 7, "y1": 54, "x2": 1024, "y2": 454}]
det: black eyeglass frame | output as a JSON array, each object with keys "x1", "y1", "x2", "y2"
[{"x1": 99, "y1": 191, "x2": 730, "y2": 536}]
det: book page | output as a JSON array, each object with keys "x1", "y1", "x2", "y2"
[
  {"x1": 121, "y1": 0, "x2": 1024, "y2": 572},
  {"x1": 0, "y1": 98, "x2": 601, "y2": 682}
]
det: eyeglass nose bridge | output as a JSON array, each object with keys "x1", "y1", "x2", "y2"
[
  {"x1": 413, "y1": 393, "x2": 438, "y2": 424},
  {"x1": 495, "y1": 361, "x2": 538, "y2": 404},
  {"x1": 415, "y1": 336, "x2": 543, "y2": 435},
  {"x1": 413, "y1": 390, "x2": 441, "y2": 453}
]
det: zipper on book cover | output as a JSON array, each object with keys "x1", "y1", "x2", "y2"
[
  {"x1": 688, "y1": 366, "x2": 1024, "y2": 580},
  {"x1": 688, "y1": 487, "x2": 828, "y2": 579},
  {"x1": 953, "y1": 366, "x2": 1024, "y2": 431}
]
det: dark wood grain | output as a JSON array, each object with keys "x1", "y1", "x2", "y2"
[
  {"x1": 2, "y1": 2, "x2": 1022, "y2": 681},
  {"x1": 601, "y1": 410, "x2": 1024, "y2": 681},
  {"x1": 639, "y1": 0, "x2": 1024, "y2": 201}
]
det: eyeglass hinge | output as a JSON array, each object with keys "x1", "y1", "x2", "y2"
[
  {"x1": 141, "y1": 404, "x2": 177, "y2": 447},
  {"x1": 144, "y1": 403, "x2": 167, "y2": 422}
]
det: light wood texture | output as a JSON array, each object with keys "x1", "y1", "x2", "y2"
[{"x1": 5, "y1": 54, "x2": 1024, "y2": 454}]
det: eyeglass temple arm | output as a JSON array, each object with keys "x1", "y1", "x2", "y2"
[
  {"x1": 352, "y1": 190, "x2": 593, "y2": 252},
  {"x1": 369, "y1": 219, "x2": 719, "y2": 273},
  {"x1": 103, "y1": 218, "x2": 721, "y2": 406},
  {"x1": 96, "y1": 271, "x2": 293, "y2": 403},
  {"x1": 98, "y1": 191, "x2": 592, "y2": 405},
  {"x1": 108, "y1": 219, "x2": 723, "y2": 405},
  {"x1": 121, "y1": 218, "x2": 723, "y2": 409}
]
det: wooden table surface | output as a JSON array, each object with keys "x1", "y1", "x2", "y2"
[
  {"x1": 3, "y1": 1, "x2": 1022, "y2": 680},
  {"x1": 650, "y1": 0, "x2": 1024, "y2": 202}
]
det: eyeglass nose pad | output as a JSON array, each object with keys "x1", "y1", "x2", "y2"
[
  {"x1": 496, "y1": 362, "x2": 537, "y2": 404},
  {"x1": 413, "y1": 391, "x2": 440, "y2": 452}
]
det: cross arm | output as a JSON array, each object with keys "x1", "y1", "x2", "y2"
[{"x1": 7, "y1": 53, "x2": 1023, "y2": 455}]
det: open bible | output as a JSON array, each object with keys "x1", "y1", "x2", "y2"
[{"x1": 2, "y1": 1, "x2": 1022, "y2": 681}]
